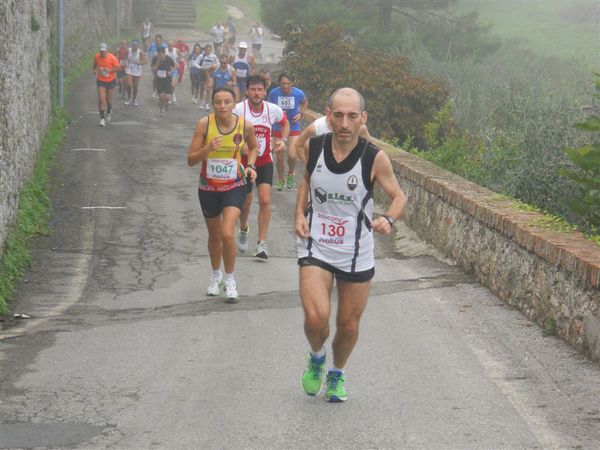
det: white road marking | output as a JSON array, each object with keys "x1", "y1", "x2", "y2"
[
  {"x1": 81, "y1": 206, "x2": 127, "y2": 210},
  {"x1": 71, "y1": 148, "x2": 107, "y2": 152}
]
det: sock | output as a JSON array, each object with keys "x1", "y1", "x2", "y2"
[
  {"x1": 330, "y1": 366, "x2": 344, "y2": 374},
  {"x1": 212, "y1": 269, "x2": 222, "y2": 279},
  {"x1": 310, "y1": 348, "x2": 325, "y2": 360},
  {"x1": 107, "y1": 104, "x2": 112, "y2": 114},
  {"x1": 224, "y1": 272, "x2": 234, "y2": 282},
  {"x1": 100, "y1": 111, "x2": 105, "y2": 119},
  {"x1": 240, "y1": 225, "x2": 248, "y2": 232}
]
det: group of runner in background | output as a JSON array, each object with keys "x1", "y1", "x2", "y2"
[
  {"x1": 93, "y1": 15, "x2": 407, "y2": 405},
  {"x1": 93, "y1": 17, "x2": 268, "y2": 121}
]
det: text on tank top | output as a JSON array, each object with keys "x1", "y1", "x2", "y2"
[
  {"x1": 240, "y1": 101, "x2": 273, "y2": 159},
  {"x1": 200, "y1": 114, "x2": 246, "y2": 191},
  {"x1": 233, "y1": 54, "x2": 250, "y2": 80},
  {"x1": 301, "y1": 134, "x2": 378, "y2": 272}
]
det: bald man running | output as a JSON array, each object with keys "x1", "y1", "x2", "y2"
[{"x1": 295, "y1": 87, "x2": 407, "y2": 402}]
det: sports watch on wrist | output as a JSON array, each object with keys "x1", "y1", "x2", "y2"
[{"x1": 382, "y1": 214, "x2": 395, "y2": 227}]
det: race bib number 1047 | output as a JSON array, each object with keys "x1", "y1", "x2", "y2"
[{"x1": 207, "y1": 159, "x2": 237, "y2": 181}]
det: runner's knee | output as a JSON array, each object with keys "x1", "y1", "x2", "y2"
[{"x1": 305, "y1": 312, "x2": 328, "y2": 333}]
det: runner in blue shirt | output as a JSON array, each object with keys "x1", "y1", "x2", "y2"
[
  {"x1": 208, "y1": 53, "x2": 236, "y2": 91},
  {"x1": 268, "y1": 72, "x2": 308, "y2": 190}
]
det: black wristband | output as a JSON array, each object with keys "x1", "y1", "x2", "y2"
[
  {"x1": 382, "y1": 214, "x2": 394, "y2": 227},
  {"x1": 247, "y1": 164, "x2": 256, "y2": 170}
]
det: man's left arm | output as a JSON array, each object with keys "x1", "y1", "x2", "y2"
[
  {"x1": 272, "y1": 107, "x2": 290, "y2": 153},
  {"x1": 293, "y1": 93, "x2": 308, "y2": 123},
  {"x1": 370, "y1": 151, "x2": 407, "y2": 235}
]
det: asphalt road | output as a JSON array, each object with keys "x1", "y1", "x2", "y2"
[{"x1": 1, "y1": 30, "x2": 600, "y2": 450}]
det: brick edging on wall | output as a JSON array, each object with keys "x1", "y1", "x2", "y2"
[
  {"x1": 302, "y1": 109, "x2": 600, "y2": 360},
  {"x1": 387, "y1": 147, "x2": 600, "y2": 289}
]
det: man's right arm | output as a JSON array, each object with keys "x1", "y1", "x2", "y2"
[
  {"x1": 295, "y1": 122, "x2": 316, "y2": 164},
  {"x1": 295, "y1": 166, "x2": 311, "y2": 239}
]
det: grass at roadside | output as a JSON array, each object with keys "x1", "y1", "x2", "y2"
[
  {"x1": 0, "y1": 108, "x2": 68, "y2": 315},
  {"x1": 454, "y1": 0, "x2": 599, "y2": 65},
  {"x1": 196, "y1": 0, "x2": 227, "y2": 31},
  {"x1": 196, "y1": 0, "x2": 261, "y2": 33},
  {"x1": 0, "y1": 35, "x2": 131, "y2": 315}
]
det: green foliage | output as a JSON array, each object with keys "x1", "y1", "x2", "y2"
[
  {"x1": 30, "y1": 10, "x2": 41, "y2": 32},
  {"x1": 542, "y1": 315, "x2": 558, "y2": 337},
  {"x1": 559, "y1": 75, "x2": 600, "y2": 236},
  {"x1": 454, "y1": 0, "x2": 599, "y2": 66},
  {"x1": 410, "y1": 102, "x2": 487, "y2": 181},
  {"x1": 260, "y1": 0, "x2": 498, "y2": 58},
  {"x1": 396, "y1": 29, "x2": 593, "y2": 222},
  {"x1": 281, "y1": 23, "x2": 447, "y2": 145},
  {"x1": 261, "y1": 0, "x2": 375, "y2": 36},
  {"x1": 0, "y1": 108, "x2": 68, "y2": 314}
]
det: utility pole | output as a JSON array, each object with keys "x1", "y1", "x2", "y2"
[
  {"x1": 116, "y1": 0, "x2": 120, "y2": 40},
  {"x1": 57, "y1": 0, "x2": 64, "y2": 107},
  {"x1": 379, "y1": 0, "x2": 393, "y2": 32}
]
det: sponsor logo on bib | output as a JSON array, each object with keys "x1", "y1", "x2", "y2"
[
  {"x1": 314, "y1": 188, "x2": 353, "y2": 205},
  {"x1": 315, "y1": 188, "x2": 327, "y2": 204}
]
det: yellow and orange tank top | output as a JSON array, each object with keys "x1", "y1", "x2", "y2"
[{"x1": 199, "y1": 113, "x2": 247, "y2": 191}]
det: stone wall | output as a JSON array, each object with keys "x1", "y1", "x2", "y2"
[
  {"x1": 60, "y1": 0, "x2": 119, "y2": 74},
  {"x1": 0, "y1": 0, "x2": 120, "y2": 254},
  {"x1": 0, "y1": 1, "x2": 52, "y2": 251},
  {"x1": 303, "y1": 110, "x2": 600, "y2": 361}
]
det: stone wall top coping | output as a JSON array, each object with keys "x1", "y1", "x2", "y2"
[{"x1": 302, "y1": 109, "x2": 600, "y2": 289}]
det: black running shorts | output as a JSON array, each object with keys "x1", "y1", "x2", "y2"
[
  {"x1": 198, "y1": 185, "x2": 247, "y2": 218},
  {"x1": 298, "y1": 256, "x2": 375, "y2": 283},
  {"x1": 156, "y1": 78, "x2": 173, "y2": 94},
  {"x1": 96, "y1": 79, "x2": 117, "y2": 89}
]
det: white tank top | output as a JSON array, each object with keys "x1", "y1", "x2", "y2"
[
  {"x1": 142, "y1": 22, "x2": 152, "y2": 38},
  {"x1": 167, "y1": 47, "x2": 178, "y2": 63},
  {"x1": 297, "y1": 134, "x2": 378, "y2": 273},
  {"x1": 313, "y1": 116, "x2": 331, "y2": 136},
  {"x1": 125, "y1": 48, "x2": 142, "y2": 76},
  {"x1": 234, "y1": 100, "x2": 285, "y2": 163},
  {"x1": 233, "y1": 53, "x2": 250, "y2": 80}
]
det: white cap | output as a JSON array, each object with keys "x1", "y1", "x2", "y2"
[
  {"x1": 238, "y1": 41, "x2": 248, "y2": 49},
  {"x1": 99, "y1": 43, "x2": 108, "y2": 51}
]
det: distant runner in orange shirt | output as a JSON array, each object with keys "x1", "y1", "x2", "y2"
[{"x1": 92, "y1": 43, "x2": 120, "y2": 126}]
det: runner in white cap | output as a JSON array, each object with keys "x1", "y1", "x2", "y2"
[{"x1": 232, "y1": 41, "x2": 255, "y2": 102}]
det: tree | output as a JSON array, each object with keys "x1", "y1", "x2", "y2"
[
  {"x1": 280, "y1": 23, "x2": 447, "y2": 146},
  {"x1": 559, "y1": 74, "x2": 600, "y2": 236},
  {"x1": 260, "y1": 0, "x2": 498, "y2": 60}
]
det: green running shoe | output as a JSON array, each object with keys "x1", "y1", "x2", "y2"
[
  {"x1": 276, "y1": 178, "x2": 285, "y2": 191},
  {"x1": 286, "y1": 173, "x2": 296, "y2": 189},
  {"x1": 301, "y1": 353, "x2": 326, "y2": 396},
  {"x1": 325, "y1": 370, "x2": 347, "y2": 402}
]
